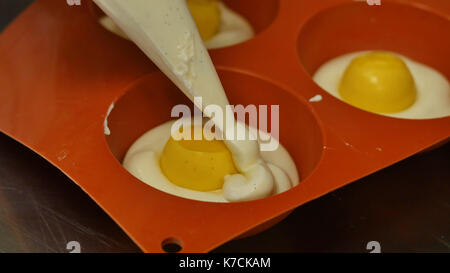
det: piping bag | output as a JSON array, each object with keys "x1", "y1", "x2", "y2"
[{"x1": 93, "y1": 0, "x2": 276, "y2": 201}]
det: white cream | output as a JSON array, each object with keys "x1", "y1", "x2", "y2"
[
  {"x1": 309, "y1": 95, "x2": 323, "y2": 103},
  {"x1": 313, "y1": 51, "x2": 450, "y2": 119},
  {"x1": 99, "y1": 16, "x2": 128, "y2": 40},
  {"x1": 94, "y1": 0, "x2": 286, "y2": 202},
  {"x1": 104, "y1": 103, "x2": 114, "y2": 135},
  {"x1": 98, "y1": 2, "x2": 254, "y2": 49},
  {"x1": 123, "y1": 120, "x2": 299, "y2": 203},
  {"x1": 204, "y1": 2, "x2": 254, "y2": 49},
  {"x1": 94, "y1": 0, "x2": 228, "y2": 108}
]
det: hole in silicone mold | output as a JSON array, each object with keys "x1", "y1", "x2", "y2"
[
  {"x1": 297, "y1": 2, "x2": 450, "y2": 119},
  {"x1": 105, "y1": 69, "x2": 324, "y2": 202},
  {"x1": 88, "y1": 0, "x2": 279, "y2": 48},
  {"x1": 161, "y1": 237, "x2": 183, "y2": 253}
]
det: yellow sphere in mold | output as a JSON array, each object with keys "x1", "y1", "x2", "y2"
[
  {"x1": 187, "y1": 0, "x2": 221, "y2": 41},
  {"x1": 338, "y1": 51, "x2": 417, "y2": 113},
  {"x1": 160, "y1": 125, "x2": 237, "y2": 192}
]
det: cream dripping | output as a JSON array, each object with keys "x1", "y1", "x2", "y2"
[{"x1": 95, "y1": 0, "x2": 297, "y2": 201}]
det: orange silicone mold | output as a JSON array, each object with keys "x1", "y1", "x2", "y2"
[{"x1": 0, "y1": 0, "x2": 449, "y2": 252}]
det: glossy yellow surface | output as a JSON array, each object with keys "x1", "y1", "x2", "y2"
[
  {"x1": 160, "y1": 126, "x2": 237, "y2": 192},
  {"x1": 339, "y1": 52, "x2": 417, "y2": 113},
  {"x1": 187, "y1": 0, "x2": 221, "y2": 41}
]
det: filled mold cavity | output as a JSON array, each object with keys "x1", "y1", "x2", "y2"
[
  {"x1": 104, "y1": 69, "x2": 324, "y2": 203},
  {"x1": 89, "y1": 0, "x2": 279, "y2": 49},
  {"x1": 297, "y1": 2, "x2": 450, "y2": 120}
]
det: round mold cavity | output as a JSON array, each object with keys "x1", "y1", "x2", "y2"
[
  {"x1": 104, "y1": 69, "x2": 324, "y2": 203},
  {"x1": 88, "y1": 0, "x2": 279, "y2": 48},
  {"x1": 297, "y1": 1, "x2": 450, "y2": 119}
]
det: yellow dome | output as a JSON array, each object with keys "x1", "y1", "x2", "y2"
[
  {"x1": 187, "y1": 0, "x2": 221, "y2": 41},
  {"x1": 339, "y1": 51, "x2": 417, "y2": 113},
  {"x1": 160, "y1": 125, "x2": 237, "y2": 192}
]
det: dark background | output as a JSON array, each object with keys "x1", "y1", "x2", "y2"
[{"x1": 0, "y1": 0, "x2": 448, "y2": 253}]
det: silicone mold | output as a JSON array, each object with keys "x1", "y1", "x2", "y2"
[{"x1": 0, "y1": 0, "x2": 448, "y2": 252}]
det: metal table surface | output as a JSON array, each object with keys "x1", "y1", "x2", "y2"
[{"x1": 0, "y1": 0, "x2": 449, "y2": 253}]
